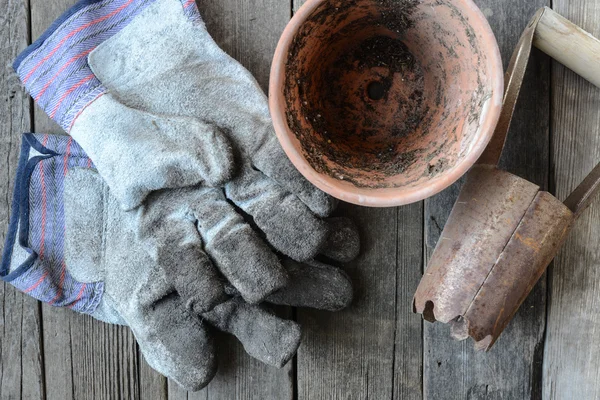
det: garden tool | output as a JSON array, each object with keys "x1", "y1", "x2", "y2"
[
  {"x1": 413, "y1": 7, "x2": 600, "y2": 351},
  {"x1": 0, "y1": 133, "x2": 355, "y2": 391},
  {"x1": 14, "y1": 0, "x2": 345, "y2": 308}
]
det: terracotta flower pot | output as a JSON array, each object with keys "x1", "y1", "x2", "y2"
[{"x1": 269, "y1": 0, "x2": 503, "y2": 207}]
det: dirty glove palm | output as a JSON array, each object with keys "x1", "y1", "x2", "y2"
[{"x1": 1, "y1": 134, "x2": 355, "y2": 391}]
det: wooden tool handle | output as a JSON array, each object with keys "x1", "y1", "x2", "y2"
[
  {"x1": 478, "y1": 7, "x2": 600, "y2": 169},
  {"x1": 535, "y1": 8, "x2": 600, "y2": 218},
  {"x1": 535, "y1": 7, "x2": 600, "y2": 89}
]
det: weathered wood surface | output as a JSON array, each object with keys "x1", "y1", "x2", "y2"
[
  {"x1": 0, "y1": 0, "x2": 599, "y2": 399},
  {"x1": 0, "y1": 0, "x2": 45, "y2": 399},
  {"x1": 296, "y1": 202, "x2": 424, "y2": 400},
  {"x1": 543, "y1": 1, "x2": 600, "y2": 399}
]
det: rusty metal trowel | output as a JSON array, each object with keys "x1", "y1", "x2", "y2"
[{"x1": 413, "y1": 7, "x2": 600, "y2": 351}]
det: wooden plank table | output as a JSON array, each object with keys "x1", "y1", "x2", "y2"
[{"x1": 0, "y1": 0, "x2": 598, "y2": 398}]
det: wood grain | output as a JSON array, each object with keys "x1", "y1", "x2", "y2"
[
  {"x1": 543, "y1": 2, "x2": 600, "y2": 399},
  {"x1": 423, "y1": 1, "x2": 551, "y2": 399},
  {"x1": 140, "y1": 355, "x2": 168, "y2": 400},
  {"x1": 296, "y1": 202, "x2": 424, "y2": 400},
  {"x1": 0, "y1": 0, "x2": 45, "y2": 399},
  {"x1": 39, "y1": 306, "x2": 142, "y2": 400},
  {"x1": 70, "y1": 315, "x2": 140, "y2": 400},
  {"x1": 297, "y1": 205, "x2": 397, "y2": 400},
  {"x1": 394, "y1": 203, "x2": 424, "y2": 400}
]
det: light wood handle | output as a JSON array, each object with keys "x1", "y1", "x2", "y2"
[
  {"x1": 534, "y1": 7, "x2": 600, "y2": 89},
  {"x1": 533, "y1": 8, "x2": 600, "y2": 217},
  {"x1": 479, "y1": 7, "x2": 600, "y2": 166}
]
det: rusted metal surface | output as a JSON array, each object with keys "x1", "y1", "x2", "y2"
[
  {"x1": 413, "y1": 7, "x2": 600, "y2": 351},
  {"x1": 477, "y1": 8, "x2": 544, "y2": 166},
  {"x1": 413, "y1": 165, "x2": 540, "y2": 325},
  {"x1": 452, "y1": 192, "x2": 575, "y2": 350}
]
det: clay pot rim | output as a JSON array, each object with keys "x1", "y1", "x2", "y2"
[{"x1": 269, "y1": 0, "x2": 504, "y2": 208}]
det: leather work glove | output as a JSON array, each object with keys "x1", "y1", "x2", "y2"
[
  {"x1": 15, "y1": 0, "x2": 346, "y2": 308},
  {"x1": 1, "y1": 133, "x2": 355, "y2": 390}
]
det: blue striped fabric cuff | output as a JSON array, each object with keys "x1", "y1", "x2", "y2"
[
  {"x1": 1, "y1": 133, "x2": 103, "y2": 314},
  {"x1": 14, "y1": 0, "x2": 202, "y2": 131}
]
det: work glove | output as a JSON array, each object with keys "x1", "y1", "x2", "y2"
[
  {"x1": 1, "y1": 133, "x2": 355, "y2": 390},
  {"x1": 14, "y1": 0, "x2": 345, "y2": 307}
]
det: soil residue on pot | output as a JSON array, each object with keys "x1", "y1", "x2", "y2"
[
  {"x1": 283, "y1": 0, "x2": 492, "y2": 189},
  {"x1": 307, "y1": 34, "x2": 430, "y2": 179}
]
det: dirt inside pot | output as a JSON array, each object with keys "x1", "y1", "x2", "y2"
[{"x1": 284, "y1": 0, "x2": 495, "y2": 188}]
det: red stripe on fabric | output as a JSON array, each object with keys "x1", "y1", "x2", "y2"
[
  {"x1": 24, "y1": 271, "x2": 49, "y2": 294},
  {"x1": 49, "y1": 73, "x2": 95, "y2": 119},
  {"x1": 42, "y1": 134, "x2": 49, "y2": 146},
  {"x1": 68, "y1": 283, "x2": 88, "y2": 309},
  {"x1": 22, "y1": 0, "x2": 136, "y2": 84},
  {"x1": 63, "y1": 137, "x2": 73, "y2": 175},
  {"x1": 183, "y1": 0, "x2": 195, "y2": 8},
  {"x1": 34, "y1": 49, "x2": 94, "y2": 102},
  {"x1": 87, "y1": 158, "x2": 92, "y2": 168},
  {"x1": 39, "y1": 160, "x2": 47, "y2": 259}
]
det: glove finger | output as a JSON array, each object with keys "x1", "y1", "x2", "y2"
[
  {"x1": 132, "y1": 293, "x2": 217, "y2": 391},
  {"x1": 320, "y1": 218, "x2": 361, "y2": 262},
  {"x1": 203, "y1": 298, "x2": 301, "y2": 368},
  {"x1": 189, "y1": 188, "x2": 288, "y2": 304},
  {"x1": 138, "y1": 190, "x2": 228, "y2": 314},
  {"x1": 225, "y1": 170, "x2": 330, "y2": 262},
  {"x1": 266, "y1": 260, "x2": 354, "y2": 312},
  {"x1": 252, "y1": 136, "x2": 337, "y2": 218}
]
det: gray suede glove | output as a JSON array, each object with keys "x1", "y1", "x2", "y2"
[
  {"x1": 64, "y1": 168, "x2": 354, "y2": 390},
  {"x1": 73, "y1": 167, "x2": 359, "y2": 313},
  {"x1": 1, "y1": 134, "x2": 355, "y2": 391},
  {"x1": 14, "y1": 0, "x2": 347, "y2": 306}
]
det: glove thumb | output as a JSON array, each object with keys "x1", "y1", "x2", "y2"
[
  {"x1": 64, "y1": 167, "x2": 110, "y2": 282},
  {"x1": 71, "y1": 94, "x2": 235, "y2": 211}
]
